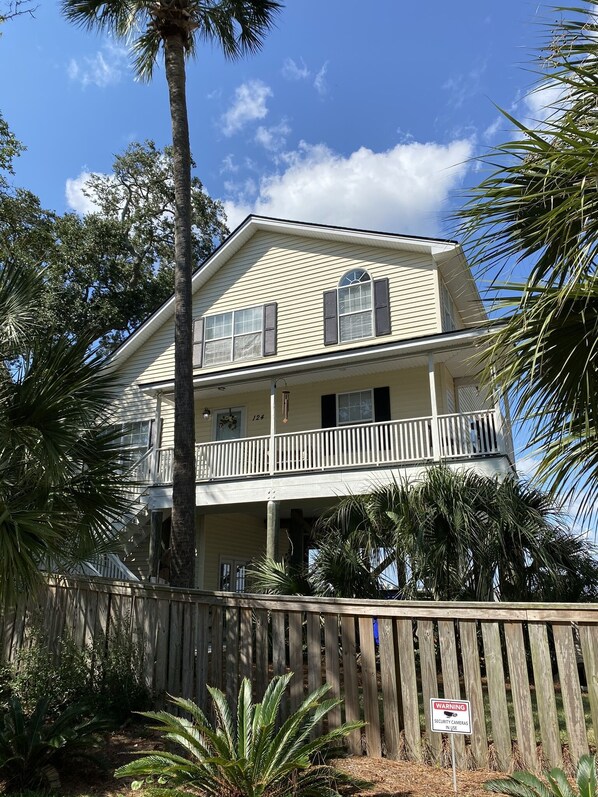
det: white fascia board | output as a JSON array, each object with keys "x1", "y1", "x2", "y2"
[
  {"x1": 110, "y1": 215, "x2": 461, "y2": 369},
  {"x1": 139, "y1": 326, "x2": 497, "y2": 396}
]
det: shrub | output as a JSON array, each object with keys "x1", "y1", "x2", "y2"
[
  {"x1": 0, "y1": 695, "x2": 110, "y2": 792},
  {"x1": 116, "y1": 673, "x2": 367, "y2": 797},
  {"x1": 485, "y1": 755, "x2": 597, "y2": 797}
]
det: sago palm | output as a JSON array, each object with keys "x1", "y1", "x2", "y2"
[
  {"x1": 116, "y1": 673, "x2": 365, "y2": 797},
  {"x1": 61, "y1": 0, "x2": 283, "y2": 587},
  {"x1": 458, "y1": 1, "x2": 598, "y2": 521}
]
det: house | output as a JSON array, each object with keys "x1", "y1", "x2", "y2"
[{"x1": 108, "y1": 215, "x2": 514, "y2": 589}]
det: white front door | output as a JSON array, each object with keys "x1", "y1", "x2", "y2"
[{"x1": 214, "y1": 408, "x2": 244, "y2": 441}]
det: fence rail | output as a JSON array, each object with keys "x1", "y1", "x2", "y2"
[
  {"x1": 156, "y1": 410, "x2": 503, "y2": 484},
  {"x1": 4, "y1": 576, "x2": 597, "y2": 772}
]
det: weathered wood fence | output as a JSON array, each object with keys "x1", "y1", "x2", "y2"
[{"x1": 3, "y1": 576, "x2": 598, "y2": 772}]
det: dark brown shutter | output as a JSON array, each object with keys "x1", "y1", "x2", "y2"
[
  {"x1": 263, "y1": 302, "x2": 277, "y2": 356},
  {"x1": 321, "y1": 394, "x2": 336, "y2": 427},
  {"x1": 374, "y1": 278, "x2": 391, "y2": 336},
  {"x1": 323, "y1": 290, "x2": 338, "y2": 345},
  {"x1": 193, "y1": 318, "x2": 204, "y2": 368},
  {"x1": 373, "y1": 386, "x2": 391, "y2": 421}
]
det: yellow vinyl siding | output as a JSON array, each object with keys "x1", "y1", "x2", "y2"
[
  {"x1": 112, "y1": 230, "x2": 440, "y2": 392},
  {"x1": 201, "y1": 513, "x2": 289, "y2": 591}
]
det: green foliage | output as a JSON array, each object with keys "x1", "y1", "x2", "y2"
[
  {"x1": 0, "y1": 694, "x2": 110, "y2": 792},
  {"x1": 457, "y1": 2, "x2": 598, "y2": 521},
  {"x1": 4, "y1": 620, "x2": 150, "y2": 726},
  {"x1": 116, "y1": 673, "x2": 366, "y2": 797},
  {"x1": 485, "y1": 755, "x2": 597, "y2": 797},
  {"x1": 252, "y1": 467, "x2": 598, "y2": 601}
]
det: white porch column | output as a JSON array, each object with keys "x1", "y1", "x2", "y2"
[
  {"x1": 150, "y1": 392, "x2": 162, "y2": 483},
  {"x1": 195, "y1": 513, "x2": 206, "y2": 589},
  {"x1": 266, "y1": 500, "x2": 280, "y2": 560},
  {"x1": 428, "y1": 353, "x2": 441, "y2": 461},
  {"x1": 269, "y1": 379, "x2": 276, "y2": 476}
]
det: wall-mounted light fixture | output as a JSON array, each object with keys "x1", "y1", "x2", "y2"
[
  {"x1": 281, "y1": 389, "x2": 290, "y2": 424},
  {"x1": 202, "y1": 408, "x2": 211, "y2": 420}
]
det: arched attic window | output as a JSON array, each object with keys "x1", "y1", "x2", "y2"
[
  {"x1": 338, "y1": 269, "x2": 373, "y2": 342},
  {"x1": 323, "y1": 269, "x2": 391, "y2": 345}
]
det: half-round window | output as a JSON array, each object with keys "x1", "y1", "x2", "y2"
[{"x1": 338, "y1": 269, "x2": 373, "y2": 341}]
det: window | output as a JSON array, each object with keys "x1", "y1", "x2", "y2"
[
  {"x1": 193, "y1": 303, "x2": 277, "y2": 368},
  {"x1": 440, "y1": 279, "x2": 458, "y2": 332},
  {"x1": 204, "y1": 306, "x2": 262, "y2": 366},
  {"x1": 323, "y1": 273, "x2": 390, "y2": 346},
  {"x1": 338, "y1": 269, "x2": 373, "y2": 342},
  {"x1": 337, "y1": 390, "x2": 374, "y2": 425},
  {"x1": 116, "y1": 420, "x2": 151, "y2": 451},
  {"x1": 219, "y1": 558, "x2": 248, "y2": 592}
]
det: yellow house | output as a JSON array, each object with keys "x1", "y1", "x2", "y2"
[{"x1": 107, "y1": 216, "x2": 514, "y2": 589}]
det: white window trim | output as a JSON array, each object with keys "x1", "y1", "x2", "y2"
[
  {"x1": 336, "y1": 389, "x2": 375, "y2": 426},
  {"x1": 203, "y1": 305, "x2": 264, "y2": 366},
  {"x1": 337, "y1": 270, "x2": 374, "y2": 344}
]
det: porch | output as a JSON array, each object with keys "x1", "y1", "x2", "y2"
[{"x1": 152, "y1": 408, "x2": 505, "y2": 485}]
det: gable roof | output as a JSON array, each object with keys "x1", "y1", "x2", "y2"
[{"x1": 110, "y1": 214, "x2": 482, "y2": 367}]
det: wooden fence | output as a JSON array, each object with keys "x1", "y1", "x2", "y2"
[{"x1": 3, "y1": 575, "x2": 598, "y2": 772}]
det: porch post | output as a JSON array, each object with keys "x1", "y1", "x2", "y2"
[
  {"x1": 428, "y1": 354, "x2": 441, "y2": 461},
  {"x1": 269, "y1": 379, "x2": 276, "y2": 476},
  {"x1": 266, "y1": 500, "x2": 280, "y2": 560},
  {"x1": 195, "y1": 513, "x2": 206, "y2": 589},
  {"x1": 148, "y1": 509, "x2": 163, "y2": 581},
  {"x1": 150, "y1": 392, "x2": 162, "y2": 484}
]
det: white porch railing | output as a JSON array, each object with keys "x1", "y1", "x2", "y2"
[{"x1": 155, "y1": 410, "x2": 503, "y2": 484}]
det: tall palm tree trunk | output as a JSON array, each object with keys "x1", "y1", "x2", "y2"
[{"x1": 165, "y1": 33, "x2": 195, "y2": 588}]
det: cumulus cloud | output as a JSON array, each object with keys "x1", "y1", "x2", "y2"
[
  {"x1": 65, "y1": 171, "x2": 102, "y2": 214},
  {"x1": 282, "y1": 57, "x2": 310, "y2": 80},
  {"x1": 67, "y1": 41, "x2": 129, "y2": 88},
  {"x1": 221, "y1": 80, "x2": 272, "y2": 136},
  {"x1": 255, "y1": 120, "x2": 291, "y2": 151},
  {"x1": 222, "y1": 138, "x2": 473, "y2": 234}
]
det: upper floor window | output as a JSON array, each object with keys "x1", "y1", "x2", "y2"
[
  {"x1": 338, "y1": 270, "x2": 373, "y2": 342},
  {"x1": 193, "y1": 303, "x2": 277, "y2": 369},
  {"x1": 324, "y1": 273, "x2": 390, "y2": 346},
  {"x1": 204, "y1": 306, "x2": 263, "y2": 366},
  {"x1": 440, "y1": 279, "x2": 458, "y2": 332}
]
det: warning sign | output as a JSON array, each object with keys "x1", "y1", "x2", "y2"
[{"x1": 430, "y1": 699, "x2": 471, "y2": 734}]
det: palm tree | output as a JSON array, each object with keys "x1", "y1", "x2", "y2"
[
  {"x1": 61, "y1": 0, "x2": 283, "y2": 587},
  {"x1": 0, "y1": 261, "x2": 135, "y2": 605},
  {"x1": 250, "y1": 467, "x2": 598, "y2": 601},
  {"x1": 457, "y1": 1, "x2": 598, "y2": 521}
]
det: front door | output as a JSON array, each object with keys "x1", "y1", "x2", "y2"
[{"x1": 215, "y1": 407, "x2": 244, "y2": 441}]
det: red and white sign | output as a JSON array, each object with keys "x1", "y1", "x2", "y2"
[{"x1": 430, "y1": 699, "x2": 471, "y2": 734}]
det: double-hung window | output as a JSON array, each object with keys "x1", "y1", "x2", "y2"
[
  {"x1": 338, "y1": 269, "x2": 373, "y2": 342},
  {"x1": 337, "y1": 390, "x2": 374, "y2": 426},
  {"x1": 204, "y1": 306, "x2": 263, "y2": 366}
]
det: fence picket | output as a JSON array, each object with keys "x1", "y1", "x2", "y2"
[
  {"x1": 324, "y1": 615, "x2": 342, "y2": 731},
  {"x1": 578, "y1": 624, "x2": 598, "y2": 748},
  {"x1": 340, "y1": 615, "x2": 361, "y2": 754},
  {"x1": 460, "y1": 620, "x2": 488, "y2": 769},
  {"x1": 289, "y1": 611, "x2": 304, "y2": 712},
  {"x1": 481, "y1": 621, "x2": 512, "y2": 771},
  {"x1": 528, "y1": 623, "x2": 562, "y2": 768},
  {"x1": 358, "y1": 616, "x2": 381, "y2": 757},
  {"x1": 438, "y1": 620, "x2": 466, "y2": 767},
  {"x1": 552, "y1": 623, "x2": 589, "y2": 761},
  {"x1": 396, "y1": 618, "x2": 422, "y2": 761},
  {"x1": 378, "y1": 617, "x2": 400, "y2": 759},
  {"x1": 254, "y1": 608, "x2": 269, "y2": 701},
  {"x1": 504, "y1": 622, "x2": 537, "y2": 771},
  {"x1": 418, "y1": 619, "x2": 441, "y2": 763}
]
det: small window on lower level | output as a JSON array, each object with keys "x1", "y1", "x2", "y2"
[
  {"x1": 219, "y1": 558, "x2": 249, "y2": 592},
  {"x1": 337, "y1": 389, "x2": 374, "y2": 425}
]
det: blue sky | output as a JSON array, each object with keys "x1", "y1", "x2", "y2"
[{"x1": 1, "y1": 1, "x2": 553, "y2": 238}]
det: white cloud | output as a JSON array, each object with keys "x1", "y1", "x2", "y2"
[
  {"x1": 521, "y1": 81, "x2": 565, "y2": 125},
  {"x1": 314, "y1": 62, "x2": 329, "y2": 96},
  {"x1": 67, "y1": 41, "x2": 128, "y2": 88},
  {"x1": 65, "y1": 171, "x2": 103, "y2": 214},
  {"x1": 221, "y1": 80, "x2": 272, "y2": 136},
  {"x1": 282, "y1": 57, "x2": 310, "y2": 80},
  {"x1": 255, "y1": 120, "x2": 291, "y2": 151},
  {"x1": 222, "y1": 138, "x2": 473, "y2": 234}
]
